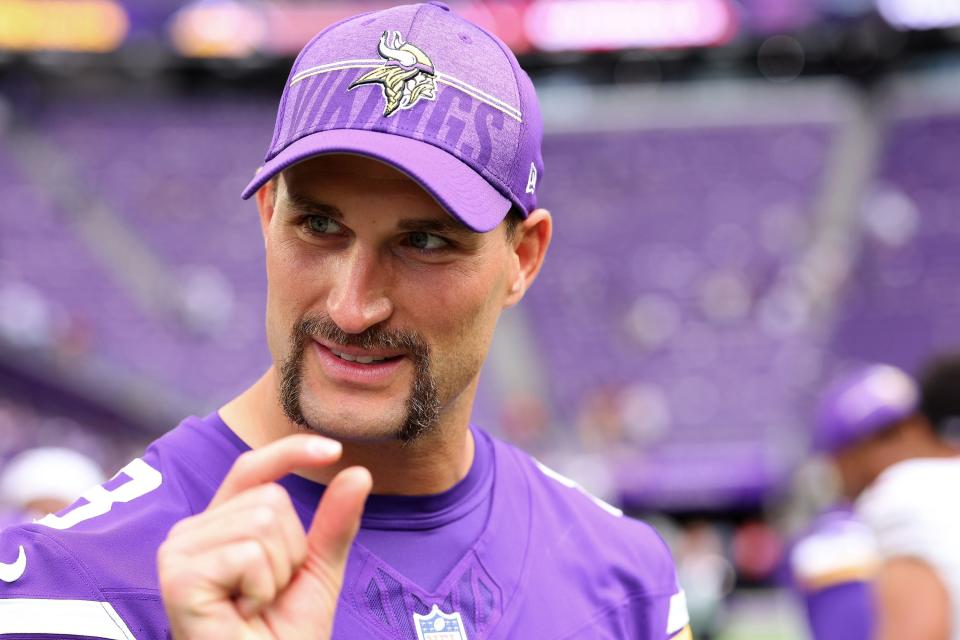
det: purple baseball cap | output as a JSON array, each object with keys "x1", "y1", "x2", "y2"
[
  {"x1": 814, "y1": 364, "x2": 920, "y2": 453},
  {"x1": 241, "y1": 1, "x2": 545, "y2": 233}
]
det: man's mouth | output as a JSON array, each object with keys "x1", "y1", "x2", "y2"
[
  {"x1": 313, "y1": 338, "x2": 407, "y2": 374},
  {"x1": 329, "y1": 350, "x2": 402, "y2": 365},
  {"x1": 312, "y1": 339, "x2": 407, "y2": 386}
]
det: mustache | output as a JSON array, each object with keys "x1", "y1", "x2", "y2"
[
  {"x1": 280, "y1": 312, "x2": 440, "y2": 443},
  {"x1": 295, "y1": 314, "x2": 429, "y2": 357}
]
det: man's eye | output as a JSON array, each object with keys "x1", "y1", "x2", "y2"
[
  {"x1": 306, "y1": 216, "x2": 342, "y2": 234},
  {"x1": 409, "y1": 232, "x2": 448, "y2": 251}
]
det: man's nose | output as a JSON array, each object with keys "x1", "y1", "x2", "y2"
[{"x1": 325, "y1": 245, "x2": 393, "y2": 335}]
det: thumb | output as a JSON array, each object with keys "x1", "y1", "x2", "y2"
[{"x1": 303, "y1": 466, "x2": 372, "y2": 589}]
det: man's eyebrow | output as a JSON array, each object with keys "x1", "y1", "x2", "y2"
[
  {"x1": 284, "y1": 192, "x2": 343, "y2": 219},
  {"x1": 284, "y1": 191, "x2": 475, "y2": 237},
  {"x1": 396, "y1": 217, "x2": 474, "y2": 236}
]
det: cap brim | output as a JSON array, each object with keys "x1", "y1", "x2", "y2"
[{"x1": 241, "y1": 129, "x2": 510, "y2": 233}]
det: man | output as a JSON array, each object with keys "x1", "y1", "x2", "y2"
[
  {"x1": 0, "y1": 3, "x2": 690, "y2": 638},
  {"x1": 807, "y1": 363, "x2": 960, "y2": 640}
]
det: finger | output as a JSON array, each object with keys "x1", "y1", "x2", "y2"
[
  {"x1": 173, "y1": 483, "x2": 309, "y2": 575},
  {"x1": 211, "y1": 434, "x2": 343, "y2": 508},
  {"x1": 169, "y1": 492, "x2": 307, "y2": 594},
  {"x1": 160, "y1": 539, "x2": 276, "y2": 619},
  {"x1": 226, "y1": 540, "x2": 277, "y2": 618},
  {"x1": 303, "y1": 467, "x2": 372, "y2": 587}
]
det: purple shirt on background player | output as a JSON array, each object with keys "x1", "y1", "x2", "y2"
[
  {"x1": 0, "y1": 2, "x2": 691, "y2": 638},
  {"x1": 0, "y1": 412, "x2": 690, "y2": 638}
]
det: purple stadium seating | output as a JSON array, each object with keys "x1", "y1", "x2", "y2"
[
  {"x1": 17, "y1": 99, "x2": 277, "y2": 405},
  {"x1": 526, "y1": 124, "x2": 835, "y2": 507},
  {"x1": 828, "y1": 114, "x2": 960, "y2": 372}
]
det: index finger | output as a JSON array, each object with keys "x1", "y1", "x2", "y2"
[{"x1": 210, "y1": 434, "x2": 343, "y2": 508}]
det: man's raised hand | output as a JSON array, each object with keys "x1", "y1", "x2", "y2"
[{"x1": 158, "y1": 434, "x2": 372, "y2": 639}]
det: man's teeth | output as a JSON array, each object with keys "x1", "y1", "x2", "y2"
[{"x1": 333, "y1": 351, "x2": 387, "y2": 364}]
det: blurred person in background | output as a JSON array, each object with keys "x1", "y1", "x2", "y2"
[
  {"x1": 798, "y1": 363, "x2": 960, "y2": 640},
  {"x1": 0, "y1": 447, "x2": 105, "y2": 528},
  {"x1": 675, "y1": 521, "x2": 735, "y2": 639},
  {"x1": 0, "y1": 3, "x2": 691, "y2": 639}
]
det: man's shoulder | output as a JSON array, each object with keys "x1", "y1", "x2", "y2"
[
  {"x1": 1, "y1": 459, "x2": 182, "y2": 595},
  {"x1": 0, "y1": 461, "x2": 175, "y2": 638},
  {"x1": 0, "y1": 415, "x2": 232, "y2": 637},
  {"x1": 482, "y1": 436, "x2": 690, "y2": 639},
  {"x1": 489, "y1": 436, "x2": 679, "y2": 595},
  {"x1": 491, "y1": 436, "x2": 664, "y2": 541},
  {"x1": 859, "y1": 456, "x2": 960, "y2": 521},
  {"x1": 0, "y1": 415, "x2": 229, "y2": 593},
  {"x1": 857, "y1": 456, "x2": 960, "y2": 565}
]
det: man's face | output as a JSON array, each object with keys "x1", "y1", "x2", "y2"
[
  {"x1": 831, "y1": 418, "x2": 914, "y2": 499},
  {"x1": 258, "y1": 154, "x2": 521, "y2": 444},
  {"x1": 832, "y1": 444, "x2": 876, "y2": 500}
]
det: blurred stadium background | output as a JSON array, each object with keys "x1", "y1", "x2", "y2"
[{"x1": 2, "y1": 0, "x2": 960, "y2": 637}]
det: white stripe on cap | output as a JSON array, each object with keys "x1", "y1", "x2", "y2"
[
  {"x1": 290, "y1": 59, "x2": 383, "y2": 85},
  {"x1": 289, "y1": 61, "x2": 523, "y2": 122},
  {"x1": 0, "y1": 599, "x2": 135, "y2": 639},
  {"x1": 435, "y1": 72, "x2": 522, "y2": 121}
]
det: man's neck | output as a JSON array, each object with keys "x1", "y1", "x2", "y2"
[
  {"x1": 888, "y1": 440, "x2": 959, "y2": 468},
  {"x1": 218, "y1": 368, "x2": 476, "y2": 496}
]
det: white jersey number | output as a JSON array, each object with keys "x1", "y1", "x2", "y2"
[{"x1": 36, "y1": 458, "x2": 162, "y2": 531}]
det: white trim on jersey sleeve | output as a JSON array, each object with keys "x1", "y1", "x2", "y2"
[
  {"x1": 534, "y1": 459, "x2": 624, "y2": 517},
  {"x1": 0, "y1": 599, "x2": 135, "y2": 639},
  {"x1": 791, "y1": 519, "x2": 879, "y2": 587},
  {"x1": 666, "y1": 589, "x2": 690, "y2": 636}
]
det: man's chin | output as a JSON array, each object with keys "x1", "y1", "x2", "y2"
[{"x1": 295, "y1": 405, "x2": 409, "y2": 443}]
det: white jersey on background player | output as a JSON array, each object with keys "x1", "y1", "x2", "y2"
[{"x1": 857, "y1": 457, "x2": 960, "y2": 639}]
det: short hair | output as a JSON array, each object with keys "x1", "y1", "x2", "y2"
[
  {"x1": 919, "y1": 353, "x2": 960, "y2": 436},
  {"x1": 502, "y1": 206, "x2": 525, "y2": 242}
]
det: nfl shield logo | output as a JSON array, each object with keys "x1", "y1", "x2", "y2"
[{"x1": 413, "y1": 604, "x2": 468, "y2": 640}]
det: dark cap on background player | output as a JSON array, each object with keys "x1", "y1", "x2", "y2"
[{"x1": 241, "y1": 0, "x2": 544, "y2": 232}]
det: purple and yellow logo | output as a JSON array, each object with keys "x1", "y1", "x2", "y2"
[{"x1": 349, "y1": 30, "x2": 438, "y2": 118}]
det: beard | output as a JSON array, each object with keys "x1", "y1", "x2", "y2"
[{"x1": 278, "y1": 312, "x2": 440, "y2": 444}]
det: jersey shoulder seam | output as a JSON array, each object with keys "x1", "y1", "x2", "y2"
[
  {"x1": 22, "y1": 526, "x2": 111, "y2": 598},
  {"x1": 149, "y1": 427, "x2": 221, "y2": 516},
  {"x1": 160, "y1": 450, "x2": 207, "y2": 516}
]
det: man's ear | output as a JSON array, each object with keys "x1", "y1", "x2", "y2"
[
  {"x1": 255, "y1": 174, "x2": 278, "y2": 247},
  {"x1": 504, "y1": 208, "x2": 552, "y2": 308}
]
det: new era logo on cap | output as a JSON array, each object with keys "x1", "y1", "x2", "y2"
[
  {"x1": 243, "y1": 1, "x2": 545, "y2": 233},
  {"x1": 526, "y1": 163, "x2": 538, "y2": 194}
]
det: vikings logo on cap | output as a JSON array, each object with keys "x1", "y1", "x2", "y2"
[
  {"x1": 413, "y1": 604, "x2": 468, "y2": 640},
  {"x1": 349, "y1": 31, "x2": 438, "y2": 118}
]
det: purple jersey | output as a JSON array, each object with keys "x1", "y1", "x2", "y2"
[{"x1": 0, "y1": 413, "x2": 690, "y2": 639}]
